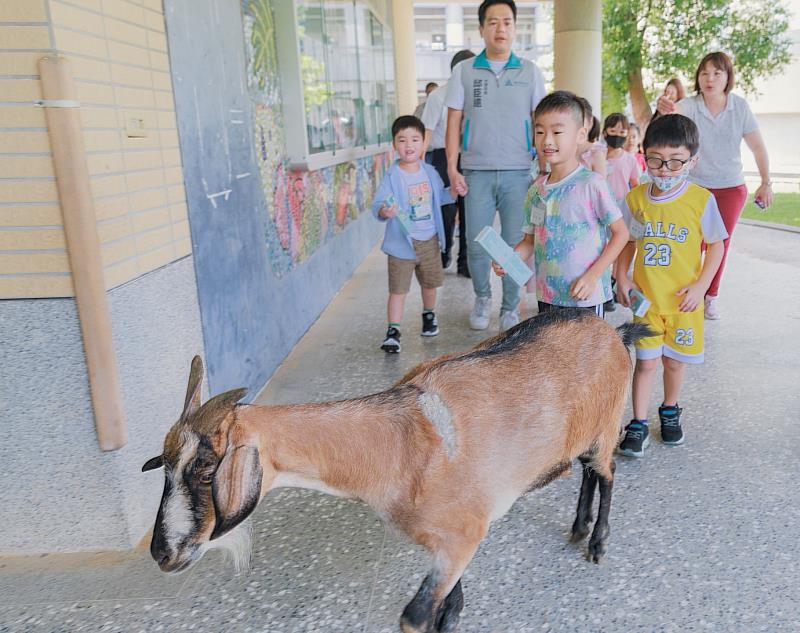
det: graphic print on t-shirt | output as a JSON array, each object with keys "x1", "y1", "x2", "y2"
[{"x1": 408, "y1": 181, "x2": 432, "y2": 222}]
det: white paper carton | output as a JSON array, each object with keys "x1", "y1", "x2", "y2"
[{"x1": 474, "y1": 226, "x2": 533, "y2": 287}]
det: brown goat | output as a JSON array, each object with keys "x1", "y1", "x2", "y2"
[{"x1": 142, "y1": 310, "x2": 648, "y2": 632}]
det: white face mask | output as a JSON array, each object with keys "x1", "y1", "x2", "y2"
[{"x1": 649, "y1": 169, "x2": 689, "y2": 191}]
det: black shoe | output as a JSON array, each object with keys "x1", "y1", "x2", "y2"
[
  {"x1": 421, "y1": 311, "x2": 439, "y2": 337},
  {"x1": 604, "y1": 299, "x2": 617, "y2": 313},
  {"x1": 380, "y1": 327, "x2": 401, "y2": 353},
  {"x1": 659, "y1": 404, "x2": 684, "y2": 445},
  {"x1": 442, "y1": 252, "x2": 453, "y2": 269},
  {"x1": 617, "y1": 421, "x2": 650, "y2": 457},
  {"x1": 457, "y1": 265, "x2": 471, "y2": 278}
]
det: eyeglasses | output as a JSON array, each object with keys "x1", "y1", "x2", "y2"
[{"x1": 645, "y1": 156, "x2": 691, "y2": 171}]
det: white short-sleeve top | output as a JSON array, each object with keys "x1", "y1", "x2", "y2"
[{"x1": 678, "y1": 92, "x2": 759, "y2": 189}]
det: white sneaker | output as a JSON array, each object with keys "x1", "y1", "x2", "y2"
[
  {"x1": 500, "y1": 309, "x2": 520, "y2": 331},
  {"x1": 469, "y1": 296, "x2": 491, "y2": 330},
  {"x1": 704, "y1": 295, "x2": 720, "y2": 320}
]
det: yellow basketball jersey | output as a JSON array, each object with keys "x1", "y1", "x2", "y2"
[{"x1": 626, "y1": 183, "x2": 711, "y2": 315}]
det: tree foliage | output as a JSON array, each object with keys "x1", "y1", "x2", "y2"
[{"x1": 603, "y1": 0, "x2": 793, "y2": 118}]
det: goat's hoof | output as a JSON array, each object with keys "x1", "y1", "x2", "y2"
[
  {"x1": 399, "y1": 616, "x2": 426, "y2": 633},
  {"x1": 569, "y1": 526, "x2": 590, "y2": 543},
  {"x1": 587, "y1": 540, "x2": 608, "y2": 564}
]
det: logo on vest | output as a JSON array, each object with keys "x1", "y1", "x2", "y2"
[{"x1": 504, "y1": 79, "x2": 529, "y2": 87}]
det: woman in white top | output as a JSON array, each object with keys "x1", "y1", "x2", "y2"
[{"x1": 656, "y1": 51, "x2": 773, "y2": 319}]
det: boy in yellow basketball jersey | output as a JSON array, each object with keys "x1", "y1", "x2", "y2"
[{"x1": 615, "y1": 115, "x2": 727, "y2": 457}]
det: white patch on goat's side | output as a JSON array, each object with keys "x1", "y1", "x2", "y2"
[
  {"x1": 270, "y1": 472, "x2": 351, "y2": 498},
  {"x1": 418, "y1": 391, "x2": 457, "y2": 459},
  {"x1": 489, "y1": 486, "x2": 521, "y2": 522},
  {"x1": 163, "y1": 433, "x2": 199, "y2": 553}
]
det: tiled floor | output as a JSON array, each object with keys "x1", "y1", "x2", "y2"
[{"x1": 2, "y1": 224, "x2": 799, "y2": 632}]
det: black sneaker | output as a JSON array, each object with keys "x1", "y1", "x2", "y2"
[
  {"x1": 617, "y1": 421, "x2": 650, "y2": 457},
  {"x1": 380, "y1": 327, "x2": 401, "y2": 353},
  {"x1": 421, "y1": 312, "x2": 439, "y2": 337},
  {"x1": 659, "y1": 404, "x2": 684, "y2": 445}
]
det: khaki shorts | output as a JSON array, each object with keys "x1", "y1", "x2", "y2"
[{"x1": 388, "y1": 236, "x2": 444, "y2": 295}]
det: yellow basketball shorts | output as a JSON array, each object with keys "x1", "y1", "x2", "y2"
[{"x1": 634, "y1": 309, "x2": 704, "y2": 364}]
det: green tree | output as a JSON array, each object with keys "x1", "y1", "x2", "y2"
[{"x1": 603, "y1": 0, "x2": 793, "y2": 126}]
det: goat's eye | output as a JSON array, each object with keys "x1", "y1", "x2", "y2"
[{"x1": 198, "y1": 472, "x2": 214, "y2": 485}]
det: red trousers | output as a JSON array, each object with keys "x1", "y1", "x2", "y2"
[{"x1": 703, "y1": 184, "x2": 748, "y2": 298}]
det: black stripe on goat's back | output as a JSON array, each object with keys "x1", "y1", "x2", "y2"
[{"x1": 468, "y1": 308, "x2": 596, "y2": 359}]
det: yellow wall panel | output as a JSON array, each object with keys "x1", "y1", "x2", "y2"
[
  {"x1": 94, "y1": 193, "x2": 128, "y2": 220},
  {"x1": 137, "y1": 242, "x2": 175, "y2": 273},
  {"x1": 83, "y1": 130, "x2": 122, "y2": 152},
  {"x1": 0, "y1": 131, "x2": 51, "y2": 153},
  {"x1": 49, "y1": 1, "x2": 105, "y2": 35},
  {"x1": 67, "y1": 0, "x2": 103, "y2": 13},
  {"x1": 142, "y1": 0, "x2": 164, "y2": 12},
  {"x1": 102, "y1": 0, "x2": 145, "y2": 25},
  {"x1": 0, "y1": 156, "x2": 55, "y2": 179},
  {"x1": 135, "y1": 224, "x2": 171, "y2": 252},
  {"x1": 69, "y1": 56, "x2": 112, "y2": 82},
  {"x1": 166, "y1": 184, "x2": 185, "y2": 204},
  {"x1": 76, "y1": 81, "x2": 116, "y2": 106},
  {"x1": 172, "y1": 218, "x2": 190, "y2": 240},
  {"x1": 158, "y1": 129, "x2": 179, "y2": 147},
  {"x1": 104, "y1": 17, "x2": 147, "y2": 48},
  {"x1": 0, "y1": 79, "x2": 42, "y2": 102},
  {"x1": 0, "y1": 252, "x2": 70, "y2": 274},
  {"x1": 111, "y1": 63, "x2": 152, "y2": 89},
  {"x1": 0, "y1": 180, "x2": 58, "y2": 203},
  {"x1": 103, "y1": 257, "x2": 138, "y2": 289},
  {"x1": 149, "y1": 50, "x2": 169, "y2": 72},
  {"x1": 0, "y1": 228, "x2": 65, "y2": 249},
  {"x1": 153, "y1": 90, "x2": 174, "y2": 110},
  {"x1": 144, "y1": 9, "x2": 165, "y2": 33},
  {"x1": 0, "y1": 26, "x2": 51, "y2": 50},
  {"x1": 151, "y1": 71, "x2": 171, "y2": 91},
  {"x1": 156, "y1": 110, "x2": 176, "y2": 130},
  {"x1": 114, "y1": 85, "x2": 155, "y2": 109},
  {"x1": 129, "y1": 187, "x2": 166, "y2": 213},
  {"x1": 87, "y1": 152, "x2": 125, "y2": 176},
  {"x1": 107, "y1": 40, "x2": 147, "y2": 66},
  {"x1": 126, "y1": 168, "x2": 164, "y2": 192},
  {"x1": 131, "y1": 206, "x2": 169, "y2": 233},
  {"x1": 123, "y1": 150, "x2": 162, "y2": 172},
  {"x1": 162, "y1": 148, "x2": 181, "y2": 167},
  {"x1": 0, "y1": 275, "x2": 74, "y2": 298},
  {"x1": 163, "y1": 166, "x2": 183, "y2": 185},
  {"x1": 0, "y1": 204, "x2": 62, "y2": 227},
  {"x1": 0, "y1": 1, "x2": 48, "y2": 21},
  {"x1": 101, "y1": 235, "x2": 136, "y2": 266},
  {"x1": 173, "y1": 237, "x2": 191, "y2": 258},
  {"x1": 0, "y1": 105, "x2": 47, "y2": 127},
  {"x1": 0, "y1": 52, "x2": 41, "y2": 75},
  {"x1": 90, "y1": 175, "x2": 127, "y2": 199},
  {"x1": 80, "y1": 107, "x2": 120, "y2": 129},
  {"x1": 97, "y1": 215, "x2": 132, "y2": 243},
  {"x1": 146, "y1": 30, "x2": 167, "y2": 53},
  {"x1": 52, "y1": 27, "x2": 108, "y2": 59}
]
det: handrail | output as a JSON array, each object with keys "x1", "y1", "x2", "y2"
[{"x1": 38, "y1": 55, "x2": 128, "y2": 451}]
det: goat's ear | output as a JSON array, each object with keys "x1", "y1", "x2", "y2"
[
  {"x1": 142, "y1": 455, "x2": 164, "y2": 472},
  {"x1": 181, "y1": 355, "x2": 204, "y2": 420},
  {"x1": 210, "y1": 428, "x2": 262, "y2": 540}
]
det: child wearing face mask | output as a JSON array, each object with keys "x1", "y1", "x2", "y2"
[
  {"x1": 603, "y1": 113, "x2": 639, "y2": 204},
  {"x1": 614, "y1": 114, "x2": 727, "y2": 458}
]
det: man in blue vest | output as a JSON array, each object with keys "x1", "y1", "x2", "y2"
[{"x1": 445, "y1": 0, "x2": 545, "y2": 331}]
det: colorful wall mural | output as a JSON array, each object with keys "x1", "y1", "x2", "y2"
[{"x1": 242, "y1": 0, "x2": 392, "y2": 277}]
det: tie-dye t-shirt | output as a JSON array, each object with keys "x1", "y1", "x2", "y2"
[{"x1": 522, "y1": 165, "x2": 622, "y2": 307}]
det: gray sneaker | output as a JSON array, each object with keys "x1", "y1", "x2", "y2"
[
  {"x1": 469, "y1": 296, "x2": 491, "y2": 330},
  {"x1": 499, "y1": 309, "x2": 520, "y2": 331}
]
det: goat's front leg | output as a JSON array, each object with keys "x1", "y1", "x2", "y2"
[
  {"x1": 400, "y1": 529, "x2": 484, "y2": 633},
  {"x1": 587, "y1": 460, "x2": 615, "y2": 563},
  {"x1": 570, "y1": 454, "x2": 597, "y2": 543}
]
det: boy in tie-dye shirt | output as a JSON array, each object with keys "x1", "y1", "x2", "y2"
[{"x1": 494, "y1": 91, "x2": 628, "y2": 316}]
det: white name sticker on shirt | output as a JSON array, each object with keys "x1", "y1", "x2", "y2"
[
  {"x1": 530, "y1": 203, "x2": 546, "y2": 225},
  {"x1": 629, "y1": 217, "x2": 645, "y2": 240}
]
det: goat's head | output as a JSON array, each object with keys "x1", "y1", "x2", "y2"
[{"x1": 142, "y1": 356, "x2": 270, "y2": 573}]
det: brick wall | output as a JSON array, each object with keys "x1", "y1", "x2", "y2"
[{"x1": 0, "y1": 0, "x2": 190, "y2": 298}]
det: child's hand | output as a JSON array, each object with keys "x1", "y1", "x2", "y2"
[
  {"x1": 615, "y1": 275, "x2": 636, "y2": 307},
  {"x1": 570, "y1": 272, "x2": 599, "y2": 302},
  {"x1": 379, "y1": 203, "x2": 398, "y2": 219},
  {"x1": 491, "y1": 261, "x2": 506, "y2": 277},
  {"x1": 676, "y1": 282, "x2": 704, "y2": 312}
]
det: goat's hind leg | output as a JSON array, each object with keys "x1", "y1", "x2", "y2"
[
  {"x1": 570, "y1": 454, "x2": 597, "y2": 544},
  {"x1": 587, "y1": 459, "x2": 616, "y2": 564}
]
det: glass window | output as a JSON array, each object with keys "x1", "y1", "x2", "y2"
[{"x1": 297, "y1": 0, "x2": 396, "y2": 155}]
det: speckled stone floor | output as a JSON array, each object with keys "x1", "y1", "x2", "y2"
[{"x1": 2, "y1": 223, "x2": 799, "y2": 633}]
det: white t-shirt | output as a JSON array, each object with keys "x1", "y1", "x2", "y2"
[
  {"x1": 421, "y1": 83, "x2": 448, "y2": 150},
  {"x1": 399, "y1": 167, "x2": 436, "y2": 241},
  {"x1": 445, "y1": 57, "x2": 545, "y2": 113},
  {"x1": 678, "y1": 92, "x2": 759, "y2": 189}
]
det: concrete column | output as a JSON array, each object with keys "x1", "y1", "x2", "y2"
[
  {"x1": 445, "y1": 4, "x2": 464, "y2": 49},
  {"x1": 554, "y1": 0, "x2": 602, "y2": 117},
  {"x1": 392, "y1": 0, "x2": 417, "y2": 115}
]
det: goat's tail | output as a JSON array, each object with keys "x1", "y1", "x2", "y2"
[{"x1": 616, "y1": 322, "x2": 653, "y2": 348}]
